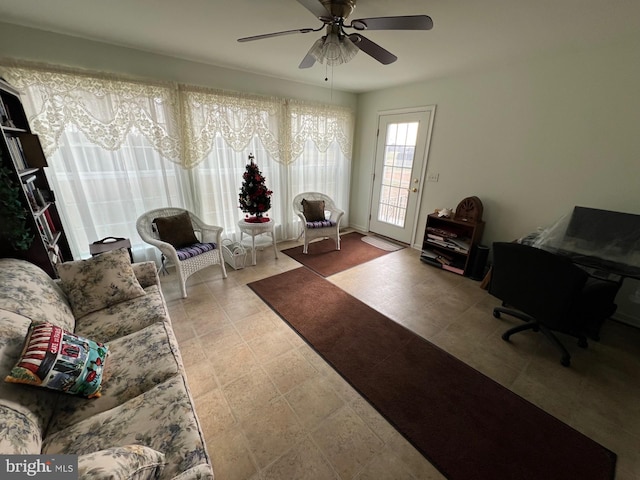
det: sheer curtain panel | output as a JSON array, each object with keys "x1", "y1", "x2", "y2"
[{"x1": 0, "y1": 62, "x2": 354, "y2": 261}]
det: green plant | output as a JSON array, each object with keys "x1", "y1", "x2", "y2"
[{"x1": 0, "y1": 157, "x2": 34, "y2": 251}]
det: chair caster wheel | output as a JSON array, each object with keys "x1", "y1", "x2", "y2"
[
  {"x1": 493, "y1": 310, "x2": 501, "y2": 319},
  {"x1": 501, "y1": 332, "x2": 510, "y2": 342},
  {"x1": 561, "y1": 358, "x2": 571, "y2": 367}
]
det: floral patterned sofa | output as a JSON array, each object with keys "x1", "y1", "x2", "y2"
[{"x1": 0, "y1": 253, "x2": 214, "y2": 479}]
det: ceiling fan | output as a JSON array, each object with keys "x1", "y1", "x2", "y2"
[{"x1": 237, "y1": 0, "x2": 433, "y2": 68}]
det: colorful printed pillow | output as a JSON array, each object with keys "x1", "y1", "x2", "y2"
[
  {"x1": 78, "y1": 445, "x2": 166, "y2": 480},
  {"x1": 302, "y1": 199, "x2": 326, "y2": 222},
  {"x1": 153, "y1": 211, "x2": 198, "y2": 248},
  {"x1": 5, "y1": 322, "x2": 108, "y2": 398},
  {"x1": 57, "y1": 248, "x2": 146, "y2": 319}
]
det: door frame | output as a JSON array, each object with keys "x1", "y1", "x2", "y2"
[{"x1": 368, "y1": 105, "x2": 436, "y2": 248}]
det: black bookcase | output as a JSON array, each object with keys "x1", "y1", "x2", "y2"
[{"x1": 0, "y1": 78, "x2": 72, "y2": 277}]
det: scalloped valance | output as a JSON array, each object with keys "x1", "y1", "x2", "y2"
[{"x1": 0, "y1": 61, "x2": 354, "y2": 168}]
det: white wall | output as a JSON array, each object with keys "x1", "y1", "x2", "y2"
[{"x1": 352, "y1": 33, "x2": 640, "y2": 326}]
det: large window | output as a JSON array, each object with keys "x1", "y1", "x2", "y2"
[
  {"x1": 1, "y1": 64, "x2": 353, "y2": 260},
  {"x1": 48, "y1": 126, "x2": 190, "y2": 260}
]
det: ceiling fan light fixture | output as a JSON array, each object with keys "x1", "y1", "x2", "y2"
[{"x1": 310, "y1": 30, "x2": 358, "y2": 66}]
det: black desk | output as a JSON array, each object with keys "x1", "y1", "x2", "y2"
[{"x1": 550, "y1": 248, "x2": 640, "y2": 283}]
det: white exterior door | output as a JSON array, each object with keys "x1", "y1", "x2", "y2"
[{"x1": 369, "y1": 107, "x2": 435, "y2": 244}]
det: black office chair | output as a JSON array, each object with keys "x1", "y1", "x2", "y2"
[{"x1": 489, "y1": 242, "x2": 620, "y2": 367}]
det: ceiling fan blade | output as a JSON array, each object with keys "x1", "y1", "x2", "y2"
[
  {"x1": 349, "y1": 34, "x2": 397, "y2": 65},
  {"x1": 238, "y1": 28, "x2": 315, "y2": 43},
  {"x1": 296, "y1": 0, "x2": 331, "y2": 19},
  {"x1": 351, "y1": 15, "x2": 433, "y2": 31}
]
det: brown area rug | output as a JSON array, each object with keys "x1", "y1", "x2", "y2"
[
  {"x1": 281, "y1": 232, "x2": 400, "y2": 277},
  {"x1": 248, "y1": 267, "x2": 617, "y2": 480}
]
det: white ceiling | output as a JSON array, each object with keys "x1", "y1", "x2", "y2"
[{"x1": 1, "y1": 0, "x2": 639, "y2": 93}]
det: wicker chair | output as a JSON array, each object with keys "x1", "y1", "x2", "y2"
[
  {"x1": 136, "y1": 208, "x2": 227, "y2": 298},
  {"x1": 293, "y1": 192, "x2": 344, "y2": 254}
]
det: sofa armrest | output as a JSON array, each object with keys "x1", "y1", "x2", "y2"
[
  {"x1": 132, "y1": 261, "x2": 159, "y2": 289},
  {"x1": 169, "y1": 463, "x2": 214, "y2": 480}
]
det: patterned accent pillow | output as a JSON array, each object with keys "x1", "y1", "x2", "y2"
[
  {"x1": 302, "y1": 199, "x2": 326, "y2": 222},
  {"x1": 57, "y1": 248, "x2": 146, "y2": 319},
  {"x1": 5, "y1": 322, "x2": 108, "y2": 398},
  {"x1": 78, "y1": 445, "x2": 166, "y2": 480},
  {"x1": 176, "y1": 242, "x2": 217, "y2": 261},
  {"x1": 153, "y1": 211, "x2": 198, "y2": 249}
]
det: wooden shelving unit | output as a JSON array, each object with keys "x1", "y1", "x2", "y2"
[
  {"x1": 421, "y1": 203, "x2": 485, "y2": 276},
  {"x1": 0, "y1": 78, "x2": 72, "y2": 277}
]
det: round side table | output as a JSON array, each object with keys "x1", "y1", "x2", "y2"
[{"x1": 238, "y1": 219, "x2": 278, "y2": 265}]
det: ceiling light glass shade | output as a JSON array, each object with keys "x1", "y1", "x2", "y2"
[{"x1": 309, "y1": 31, "x2": 359, "y2": 66}]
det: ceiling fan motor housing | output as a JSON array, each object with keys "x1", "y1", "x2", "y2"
[{"x1": 320, "y1": 0, "x2": 356, "y2": 20}]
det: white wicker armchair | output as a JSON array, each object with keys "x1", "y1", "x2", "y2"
[
  {"x1": 293, "y1": 192, "x2": 344, "y2": 254},
  {"x1": 136, "y1": 208, "x2": 227, "y2": 298}
]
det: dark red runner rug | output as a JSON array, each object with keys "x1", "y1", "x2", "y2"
[
  {"x1": 281, "y1": 232, "x2": 397, "y2": 277},
  {"x1": 248, "y1": 267, "x2": 617, "y2": 480}
]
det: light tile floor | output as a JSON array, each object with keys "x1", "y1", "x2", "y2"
[{"x1": 160, "y1": 238, "x2": 640, "y2": 480}]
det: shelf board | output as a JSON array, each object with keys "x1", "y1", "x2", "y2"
[
  {"x1": 19, "y1": 167, "x2": 39, "y2": 178},
  {"x1": 1, "y1": 125, "x2": 27, "y2": 134},
  {"x1": 33, "y1": 202, "x2": 52, "y2": 218},
  {"x1": 424, "y1": 240, "x2": 469, "y2": 255}
]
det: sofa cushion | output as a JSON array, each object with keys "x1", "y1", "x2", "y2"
[
  {"x1": 5, "y1": 322, "x2": 109, "y2": 399},
  {"x1": 302, "y1": 199, "x2": 326, "y2": 222},
  {"x1": 43, "y1": 375, "x2": 211, "y2": 480},
  {"x1": 78, "y1": 445, "x2": 166, "y2": 480},
  {"x1": 0, "y1": 258, "x2": 75, "y2": 332},
  {"x1": 0, "y1": 405, "x2": 42, "y2": 454},
  {"x1": 74, "y1": 285, "x2": 168, "y2": 343},
  {"x1": 153, "y1": 211, "x2": 198, "y2": 249},
  {"x1": 57, "y1": 248, "x2": 146, "y2": 319},
  {"x1": 49, "y1": 322, "x2": 181, "y2": 433}
]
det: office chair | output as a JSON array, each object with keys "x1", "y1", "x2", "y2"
[{"x1": 489, "y1": 242, "x2": 619, "y2": 366}]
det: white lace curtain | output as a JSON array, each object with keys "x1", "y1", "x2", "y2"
[
  {"x1": 1, "y1": 66, "x2": 182, "y2": 161},
  {"x1": 0, "y1": 62, "x2": 353, "y2": 259}
]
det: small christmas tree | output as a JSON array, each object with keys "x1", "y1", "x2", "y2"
[{"x1": 239, "y1": 154, "x2": 273, "y2": 223}]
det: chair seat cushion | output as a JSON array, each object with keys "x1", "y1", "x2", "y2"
[
  {"x1": 176, "y1": 242, "x2": 217, "y2": 261},
  {"x1": 306, "y1": 220, "x2": 336, "y2": 229}
]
